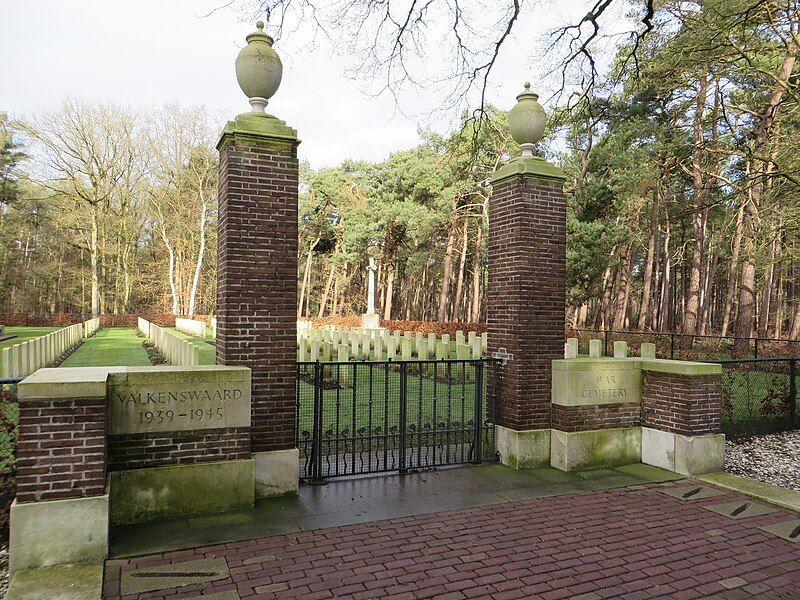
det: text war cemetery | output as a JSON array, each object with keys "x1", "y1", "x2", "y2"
[{"x1": 2, "y1": 7, "x2": 800, "y2": 600}]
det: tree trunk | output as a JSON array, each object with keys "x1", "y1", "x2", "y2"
[
  {"x1": 188, "y1": 199, "x2": 208, "y2": 318},
  {"x1": 437, "y1": 222, "x2": 456, "y2": 323},
  {"x1": 595, "y1": 260, "x2": 616, "y2": 330},
  {"x1": 638, "y1": 189, "x2": 659, "y2": 330},
  {"x1": 699, "y1": 238, "x2": 718, "y2": 336},
  {"x1": 790, "y1": 304, "x2": 800, "y2": 340},
  {"x1": 734, "y1": 49, "x2": 796, "y2": 350},
  {"x1": 683, "y1": 73, "x2": 708, "y2": 336},
  {"x1": 470, "y1": 223, "x2": 483, "y2": 324},
  {"x1": 383, "y1": 262, "x2": 395, "y2": 321},
  {"x1": 657, "y1": 215, "x2": 671, "y2": 331},
  {"x1": 318, "y1": 264, "x2": 336, "y2": 318},
  {"x1": 721, "y1": 199, "x2": 746, "y2": 336},
  {"x1": 451, "y1": 219, "x2": 469, "y2": 321},
  {"x1": 758, "y1": 232, "x2": 779, "y2": 338},
  {"x1": 159, "y1": 224, "x2": 179, "y2": 316},
  {"x1": 612, "y1": 242, "x2": 636, "y2": 331},
  {"x1": 298, "y1": 240, "x2": 317, "y2": 319},
  {"x1": 90, "y1": 204, "x2": 100, "y2": 317}
]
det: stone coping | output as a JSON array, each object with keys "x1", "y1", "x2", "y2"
[
  {"x1": 698, "y1": 472, "x2": 800, "y2": 513},
  {"x1": 489, "y1": 155, "x2": 566, "y2": 184},
  {"x1": 18, "y1": 365, "x2": 251, "y2": 402},
  {"x1": 552, "y1": 357, "x2": 640, "y2": 372},
  {"x1": 554, "y1": 356, "x2": 721, "y2": 376},
  {"x1": 217, "y1": 112, "x2": 299, "y2": 148},
  {"x1": 639, "y1": 359, "x2": 722, "y2": 376}
]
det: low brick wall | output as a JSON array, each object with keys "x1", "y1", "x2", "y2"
[
  {"x1": 15, "y1": 397, "x2": 106, "y2": 503},
  {"x1": 551, "y1": 403, "x2": 641, "y2": 432},
  {"x1": 641, "y1": 371, "x2": 721, "y2": 436},
  {"x1": 108, "y1": 427, "x2": 251, "y2": 471}
]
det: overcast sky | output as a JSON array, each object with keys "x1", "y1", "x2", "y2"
[{"x1": 2, "y1": 0, "x2": 624, "y2": 168}]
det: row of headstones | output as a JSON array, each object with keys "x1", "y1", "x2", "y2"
[
  {"x1": 564, "y1": 338, "x2": 657, "y2": 359},
  {"x1": 1, "y1": 318, "x2": 100, "y2": 378},
  {"x1": 298, "y1": 327, "x2": 488, "y2": 363},
  {"x1": 175, "y1": 317, "x2": 207, "y2": 339},
  {"x1": 138, "y1": 318, "x2": 199, "y2": 366}
]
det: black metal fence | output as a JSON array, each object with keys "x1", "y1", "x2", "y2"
[
  {"x1": 296, "y1": 359, "x2": 499, "y2": 481},
  {"x1": 705, "y1": 358, "x2": 798, "y2": 438},
  {"x1": 576, "y1": 328, "x2": 800, "y2": 360}
]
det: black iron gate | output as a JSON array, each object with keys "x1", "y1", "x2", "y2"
[{"x1": 296, "y1": 359, "x2": 499, "y2": 481}]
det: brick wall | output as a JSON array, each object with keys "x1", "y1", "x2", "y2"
[
  {"x1": 551, "y1": 403, "x2": 640, "y2": 432},
  {"x1": 641, "y1": 372, "x2": 722, "y2": 436},
  {"x1": 107, "y1": 427, "x2": 251, "y2": 471},
  {"x1": 15, "y1": 398, "x2": 106, "y2": 503},
  {"x1": 487, "y1": 174, "x2": 566, "y2": 430},
  {"x1": 217, "y1": 134, "x2": 299, "y2": 453}
]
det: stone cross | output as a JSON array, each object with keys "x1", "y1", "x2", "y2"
[
  {"x1": 367, "y1": 257, "x2": 377, "y2": 315},
  {"x1": 491, "y1": 347, "x2": 514, "y2": 365}
]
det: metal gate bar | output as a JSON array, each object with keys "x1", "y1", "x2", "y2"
[{"x1": 296, "y1": 359, "x2": 499, "y2": 481}]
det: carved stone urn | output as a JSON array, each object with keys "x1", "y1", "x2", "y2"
[
  {"x1": 235, "y1": 21, "x2": 283, "y2": 114},
  {"x1": 507, "y1": 82, "x2": 547, "y2": 157}
]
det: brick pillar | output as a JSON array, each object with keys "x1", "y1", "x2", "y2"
[
  {"x1": 488, "y1": 157, "x2": 566, "y2": 433},
  {"x1": 640, "y1": 363, "x2": 725, "y2": 475},
  {"x1": 11, "y1": 372, "x2": 110, "y2": 573},
  {"x1": 217, "y1": 113, "x2": 299, "y2": 454}
]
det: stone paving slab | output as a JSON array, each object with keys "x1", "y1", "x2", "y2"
[
  {"x1": 110, "y1": 463, "x2": 683, "y2": 558},
  {"x1": 120, "y1": 556, "x2": 229, "y2": 595},
  {"x1": 104, "y1": 478, "x2": 800, "y2": 600},
  {"x1": 703, "y1": 500, "x2": 780, "y2": 520},
  {"x1": 7, "y1": 561, "x2": 103, "y2": 600},
  {"x1": 659, "y1": 484, "x2": 728, "y2": 500},
  {"x1": 759, "y1": 519, "x2": 800, "y2": 542}
]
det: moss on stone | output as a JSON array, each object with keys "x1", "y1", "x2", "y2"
[
  {"x1": 6, "y1": 561, "x2": 103, "y2": 600},
  {"x1": 217, "y1": 112, "x2": 299, "y2": 150},
  {"x1": 489, "y1": 156, "x2": 566, "y2": 184},
  {"x1": 698, "y1": 472, "x2": 800, "y2": 513},
  {"x1": 551, "y1": 428, "x2": 641, "y2": 471},
  {"x1": 110, "y1": 459, "x2": 254, "y2": 525},
  {"x1": 640, "y1": 359, "x2": 722, "y2": 376}
]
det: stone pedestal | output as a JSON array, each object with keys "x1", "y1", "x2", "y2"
[
  {"x1": 361, "y1": 312, "x2": 380, "y2": 329},
  {"x1": 488, "y1": 156, "x2": 566, "y2": 452},
  {"x1": 217, "y1": 113, "x2": 299, "y2": 470}
]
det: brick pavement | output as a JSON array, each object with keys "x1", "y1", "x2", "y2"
[{"x1": 104, "y1": 481, "x2": 800, "y2": 599}]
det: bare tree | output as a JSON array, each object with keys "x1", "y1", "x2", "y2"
[
  {"x1": 145, "y1": 106, "x2": 218, "y2": 316},
  {"x1": 22, "y1": 100, "x2": 140, "y2": 317}
]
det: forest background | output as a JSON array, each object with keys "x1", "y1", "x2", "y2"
[{"x1": 1, "y1": 0, "x2": 799, "y2": 343}]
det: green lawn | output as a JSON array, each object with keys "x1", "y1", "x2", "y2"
[
  {"x1": 0, "y1": 327, "x2": 58, "y2": 373},
  {"x1": 166, "y1": 328, "x2": 216, "y2": 365},
  {"x1": 60, "y1": 327, "x2": 151, "y2": 367},
  {"x1": 296, "y1": 362, "x2": 488, "y2": 437}
]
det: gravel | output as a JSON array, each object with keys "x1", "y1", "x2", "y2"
[{"x1": 725, "y1": 430, "x2": 800, "y2": 492}]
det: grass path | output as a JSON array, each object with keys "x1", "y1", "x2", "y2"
[
  {"x1": 166, "y1": 327, "x2": 216, "y2": 365},
  {"x1": 61, "y1": 327, "x2": 151, "y2": 367}
]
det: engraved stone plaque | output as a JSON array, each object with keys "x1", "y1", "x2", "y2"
[
  {"x1": 552, "y1": 359, "x2": 641, "y2": 406},
  {"x1": 108, "y1": 366, "x2": 251, "y2": 434}
]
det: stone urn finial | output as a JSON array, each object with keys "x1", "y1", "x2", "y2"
[
  {"x1": 235, "y1": 21, "x2": 283, "y2": 114},
  {"x1": 508, "y1": 82, "x2": 547, "y2": 157}
]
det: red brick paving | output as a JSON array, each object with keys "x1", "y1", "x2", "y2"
[{"x1": 104, "y1": 482, "x2": 800, "y2": 599}]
